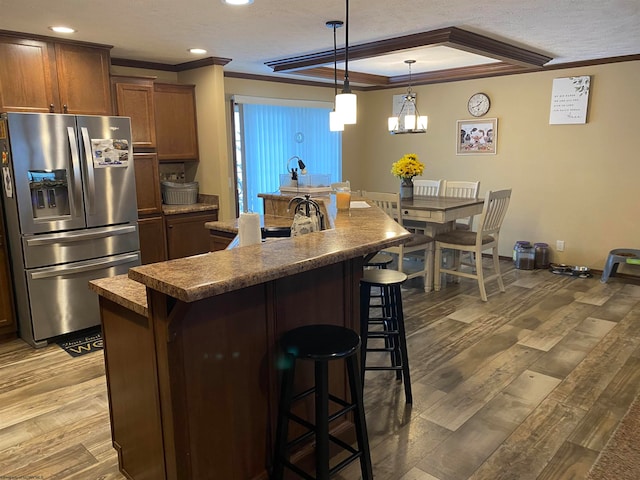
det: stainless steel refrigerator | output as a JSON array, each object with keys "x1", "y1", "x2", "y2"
[{"x1": 0, "y1": 112, "x2": 140, "y2": 347}]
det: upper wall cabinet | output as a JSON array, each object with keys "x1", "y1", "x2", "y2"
[
  {"x1": 0, "y1": 34, "x2": 112, "y2": 115},
  {"x1": 154, "y1": 83, "x2": 199, "y2": 162},
  {"x1": 111, "y1": 75, "x2": 157, "y2": 149}
]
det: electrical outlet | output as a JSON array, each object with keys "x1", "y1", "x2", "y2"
[{"x1": 556, "y1": 240, "x2": 565, "y2": 252}]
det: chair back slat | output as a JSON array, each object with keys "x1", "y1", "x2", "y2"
[
  {"x1": 442, "y1": 180, "x2": 480, "y2": 199},
  {"x1": 477, "y1": 189, "x2": 512, "y2": 237},
  {"x1": 413, "y1": 179, "x2": 443, "y2": 197},
  {"x1": 442, "y1": 180, "x2": 481, "y2": 230},
  {"x1": 361, "y1": 191, "x2": 402, "y2": 223}
]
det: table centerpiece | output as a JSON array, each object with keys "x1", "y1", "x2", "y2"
[{"x1": 391, "y1": 153, "x2": 425, "y2": 200}]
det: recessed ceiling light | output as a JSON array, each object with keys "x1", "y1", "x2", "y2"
[
  {"x1": 189, "y1": 48, "x2": 207, "y2": 55},
  {"x1": 222, "y1": 0, "x2": 254, "y2": 5},
  {"x1": 49, "y1": 26, "x2": 76, "y2": 34}
]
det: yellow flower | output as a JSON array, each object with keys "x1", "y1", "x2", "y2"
[{"x1": 390, "y1": 153, "x2": 425, "y2": 179}]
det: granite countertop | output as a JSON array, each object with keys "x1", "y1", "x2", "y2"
[
  {"x1": 90, "y1": 274, "x2": 148, "y2": 317},
  {"x1": 90, "y1": 198, "x2": 409, "y2": 308},
  {"x1": 162, "y1": 202, "x2": 218, "y2": 215},
  {"x1": 205, "y1": 213, "x2": 300, "y2": 234},
  {"x1": 161, "y1": 193, "x2": 219, "y2": 215}
]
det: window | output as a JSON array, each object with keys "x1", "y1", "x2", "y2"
[{"x1": 233, "y1": 96, "x2": 342, "y2": 214}]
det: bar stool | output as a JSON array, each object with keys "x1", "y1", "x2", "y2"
[
  {"x1": 272, "y1": 324, "x2": 373, "y2": 480},
  {"x1": 364, "y1": 252, "x2": 394, "y2": 314},
  {"x1": 364, "y1": 252, "x2": 394, "y2": 269},
  {"x1": 359, "y1": 269, "x2": 412, "y2": 404}
]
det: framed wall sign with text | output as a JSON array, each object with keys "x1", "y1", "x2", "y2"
[{"x1": 549, "y1": 76, "x2": 591, "y2": 124}]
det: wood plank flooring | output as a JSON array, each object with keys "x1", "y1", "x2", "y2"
[{"x1": 1, "y1": 260, "x2": 639, "y2": 479}]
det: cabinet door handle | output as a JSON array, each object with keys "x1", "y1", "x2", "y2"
[
  {"x1": 63, "y1": 104, "x2": 68, "y2": 113},
  {"x1": 49, "y1": 104, "x2": 55, "y2": 113}
]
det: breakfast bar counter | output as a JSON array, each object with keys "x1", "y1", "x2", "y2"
[{"x1": 89, "y1": 201, "x2": 408, "y2": 480}]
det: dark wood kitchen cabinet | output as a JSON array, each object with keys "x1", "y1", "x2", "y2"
[
  {"x1": 138, "y1": 216, "x2": 167, "y2": 265},
  {"x1": 0, "y1": 205, "x2": 16, "y2": 340},
  {"x1": 111, "y1": 75, "x2": 157, "y2": 149},
  {"x1": 0, "y1": 33, "x2": 112, "y2": 115},
  {"x1": 165, "y1": 212, "x2": 217, "y2": 260},
  {"x1": 132, "y1": 153, "x2": 166, "y2": 264},
  {"x1": 154, "y1": 83, "x2": 199, "y2": 162},
  {"x1": 133, "y1": 153, "x2": 162, "y2": 216}
]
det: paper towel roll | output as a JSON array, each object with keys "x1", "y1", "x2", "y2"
[{"x1": 239, "y1": 213, "x2": 261, "y2": 246}]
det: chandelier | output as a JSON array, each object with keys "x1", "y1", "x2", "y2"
[{"x1": 388, "y1": 60, "x2": 428, "y2": 134}]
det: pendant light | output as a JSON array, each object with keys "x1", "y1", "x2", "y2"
[
  {"x1": 388, "y1": 60, "x2": 428, "y2": 134},
  {"x1": 334, "y1": 0, "x2": 357, "y2": 125},
  {"x1": 327, "y1": 20, "x2": 344, "y2": 132}
]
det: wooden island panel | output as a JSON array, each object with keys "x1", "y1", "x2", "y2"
[
  {"x1": 91, "y1": 200, "x2": 409, "y2": 479},
  {"x1": 98, "y1": 259, "x2": 361, "y2": 479}
]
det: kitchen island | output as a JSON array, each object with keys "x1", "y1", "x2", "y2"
[{"x1": 89, "y1": 200, "x2": 409, "y2": 480}]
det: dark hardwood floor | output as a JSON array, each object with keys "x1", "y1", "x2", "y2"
[{"x1": 1, "y1": 260, "x2": 639, "y2": 479}]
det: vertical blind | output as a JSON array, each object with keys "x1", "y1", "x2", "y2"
[{"x1": 239, "y1": 101, "x2": 342, "y2": 213}]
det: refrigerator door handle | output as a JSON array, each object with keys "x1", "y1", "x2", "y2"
[
  {"x1": 25, "y1": 225, "x2": 137, "y2": 247},
  {"x1": 66, "y1": 126, "x2": 84, "y2": 219},
  {"x1": 29, "y1": 253, "x2": 140, "y2": 280},
  {"x1": 80, "y1": 127, "x2": 96, "y2": 215}
]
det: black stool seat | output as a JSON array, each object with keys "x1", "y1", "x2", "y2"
[
  {"x1": 281, "y1": 324, "x2": 360, "y2": 361},
  {"x1": 362, "y1": 268, "x2": 407, "y2": 285},
  {"x1": 364, "y1": 252, "x2": 394, "y2": 269},
  {"x1": 273, "y1": 324, "x2": 373, "y2": 480},
  {"x1": 360, "y1": 269, "x2": 412, "y2": 404}
]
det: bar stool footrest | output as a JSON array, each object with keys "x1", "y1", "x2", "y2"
[{"x1": 365, "y1": 365, "x2": 404, "y2": 371}]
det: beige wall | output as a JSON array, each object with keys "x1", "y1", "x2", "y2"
[
  {"x1": 345, "y1": 60, "x2": 639, "y2": 271},
  {"x1": 223, "y1": 62, "x2": 639, "y2": 271},
  {"x1": 114, "y1": 60, "x2": 639, "y2": 272},
  {"x1": 178, "y1": 66, "x2": 233, "y2": 219}
]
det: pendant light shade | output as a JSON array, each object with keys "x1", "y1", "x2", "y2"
[
  {"x1": 335, "y1": 91, "x2": 357, "y2": 124},
  {"x1": 329, "y1": 110, "x2": 344, "y2": 131},
  {"x1": 388, "y1": 60, "x2": 428, "y2": 134}
]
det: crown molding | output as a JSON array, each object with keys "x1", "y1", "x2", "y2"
[
  {"x1": 111, "y1": 56, "x2": 231, "y2": 72},
  {"x1": 265, "y1": 26, "x2": 552, "y2": 75},
  {"x1": 225, "y1": 54, "x2": 639, "y2": 91},
  {"x1": 292, "y1": 67, "x2": 390, "y2": 86}
]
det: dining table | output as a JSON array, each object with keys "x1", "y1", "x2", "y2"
[
  {"x1": 399, "y1": 195, "x2": 485, "y2": 291},
  {"x1": 401, "y1": 195, "x2": 484, "y2": 236}
]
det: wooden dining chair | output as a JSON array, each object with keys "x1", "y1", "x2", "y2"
[
  {"x1": 362, "y1": 191, "x2": 435, "y2": 292},
  {"x1": 404, "y1": 179, "x2": 443, "y2": 234},
  {"x1": 442, "y1": 180, "x2": 481, "y2": 230},
  {"x1": 413, "y1": 179, "x2": 443, "y2": 197},
  {"x1": 433, "y1": 189, "x2": 511, "y2": 301}
]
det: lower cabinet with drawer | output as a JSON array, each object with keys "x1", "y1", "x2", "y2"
[{"x1": 165, "y1": 211, "x2": 218, "y2": 260}]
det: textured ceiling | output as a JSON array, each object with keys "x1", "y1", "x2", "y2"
[{"x1": 1, "y1": 0, "x2": 638, "y2": 84}]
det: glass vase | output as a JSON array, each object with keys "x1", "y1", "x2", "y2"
[{"x1": 400, "y1": 177, "x2": 414, "y2": 200}]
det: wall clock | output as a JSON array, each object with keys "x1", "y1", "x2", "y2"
[{"x1": 467, "y1": 92, "x2": 491, "y2": 117}]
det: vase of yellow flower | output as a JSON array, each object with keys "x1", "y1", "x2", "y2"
[
  {"x1": 391, "y1": 153, "x2": 425, "y2": 200},
  {"x1": 400, "y1": 177, "x2": 414, "y2": 199}
]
